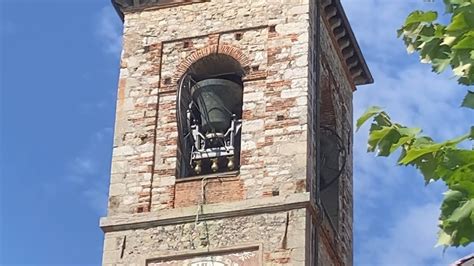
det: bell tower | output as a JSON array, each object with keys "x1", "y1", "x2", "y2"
[{"x1": 101, "y1": 0, "x2": 372, "y2": 265}]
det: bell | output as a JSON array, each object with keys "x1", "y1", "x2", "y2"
[
  {"x1": 194, "y1": 161, "x2": 202, "y2": 175},
  {"x1": 227, "y1": 157, "x2": 235, "y2": 170},
  {"x1": 211, "y1": 159, "x2": 219, "y2": 172},
  {"x1": 191, "y1": 78, "x2": 243, "y2": 134}
]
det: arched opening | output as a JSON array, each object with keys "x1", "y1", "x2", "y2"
[{"x1": 176, "y1": 54, "x2": 245, "y2": 178}]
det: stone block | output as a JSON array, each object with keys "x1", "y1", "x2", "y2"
[{"x1": 113, "y1": 146, "x2": 135, "y2": 157}]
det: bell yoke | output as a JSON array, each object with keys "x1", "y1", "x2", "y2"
[{"x1": 187, "y1": 75, "x2": 243, "y2": 175}]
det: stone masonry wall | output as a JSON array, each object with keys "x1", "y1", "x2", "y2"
[
  {"x1": 108, "y1": 0, "x2": 310, "y2": 216},
  {"x1": 102, "y1": 208, "x2": 307, "y2": 265},
  {"x1": 105, "y1": 0, "x2": 357, "y2": 265}
]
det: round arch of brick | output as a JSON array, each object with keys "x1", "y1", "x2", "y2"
[{"x1": 174, "y1": 44, "x2": 252, "y2": 80}]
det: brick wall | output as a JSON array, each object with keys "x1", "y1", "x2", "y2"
[
  {"x1": 174, "y1": 177, "x2": 244, "y2": 208},
  {"x1": 104, "y1": 0, "x2": 359, "y2": 265},
  {"x1": 108, "y1": 0, "x2": 310, "y2": 216}
]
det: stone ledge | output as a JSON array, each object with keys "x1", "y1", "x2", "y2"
[
  {"x1": 112, "y1": 0, "x2": 210, "y2": 20},
  {"x1": 100, "y1": 192, "x2": 310, "y2": 232},
  {"x1": 143, "y1": 244, "x2": 263, "y2": 265},
  {"x1": 175, "y1": 170, "x2": 240, "y2": 183}
]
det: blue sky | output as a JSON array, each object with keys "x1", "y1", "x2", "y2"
[{"x1": 0, "y1": 0, "x2": 472, "y2": 265}]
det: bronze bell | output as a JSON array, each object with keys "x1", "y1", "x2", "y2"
[{"x1": 191, "y1": 78, "x2": 243, "y2": 135}]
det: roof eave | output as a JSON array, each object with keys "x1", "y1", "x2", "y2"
[{"x1": 322, "y1": 0, "x2": 374, "y2": 86}]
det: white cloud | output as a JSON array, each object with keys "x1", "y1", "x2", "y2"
[
  {"x1": 354, "y1": 64, "x2": 471, "y2": 140},
  {"x1": 95, "y1": 127, "x2": 113, "y2": 142},
  {"x1": 342, "y1": 0, "x2": 444, "y2": 63},
  {"x1": 64, "y1": 156, "x2": 98, "y2": 185},
  {"x1": 73, "y1": 157, "x2": 96, "y2": 174},
  {"x1": 97, "y1": 6, "x2": 123, "y2": 54},
  {"x1": 63, "y1": 127, "x2": 113, "y2": 215},
  {"x1": 356, "y1": 203, "x2": 465, "y2": 266}
]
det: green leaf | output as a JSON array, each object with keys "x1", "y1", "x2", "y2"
[
  {"x1": 441, "y1": 190, "x2": 465, "y2": 219},
  {"x1": 443, "y1": 133, "x2": 470, "y2": 146},
  {"x1": 438, "y1": 187, "x2": 474, "y2": 247},
  {"x1": 399, "y1": 2, "x2": 474, "y2": 85},
  {"x1": 389, "y1": 127, "x2": 421, "y2": 153},
  {"x1": 446, "y1": 12, "x2": 469, "y2": 31},
  {"x1": 419, "y1": 25, "x2": 438, "y2": 44},
  {"x1": 390, "y1": 136, "x2": 413, "y2": 153},
  {"x1": 399, "y1": 133, "x2": 468, "y2": 166},
  {"x1": 432, "y1": 57, "x2": 452, "y2": 73},
  {"x1": 405, "y1": 11, "x2": 438, "y2": 25},
  {"x1": 437, "y1": 229, "x2": 453, "y2": 247},
  {"x1": 420, "y1": 38, "x2": 443, "y2": 63},
  {"x1": 453, "y1": 181, "x2": 474, "y2": 197},
  {"x1": 367, "y1": 127, "x2": 392, "y2": 152},
  {"x1": 461, "y1": 90, "x2": 474, "y2": 109},
  {"x1": 398, "y1": 127, "x2": 422, "y2": 136},
  {"x1": 377, "y1": 129, "x2": 402, "y2": 156},
  {"x1": 415, "y1": 153, "x2": 439, "y2": 183},
  {"x1": 451, "y1": 49, "x2": 474, "y2": 85},
  {"x1": 449, "y1": 165, "x2": 474, "y2": 189},
  {"x1": 452, "y1": 34, "x2": 474, "y2": 49},
  {"x1": 448, "y1": 199, "x2": 474, "y2": 223},
  {"x1": 413, "y1": 136, "x2": 435, "y2": 146},
  {"x1": 435, "y1": 149, "x2": 474, "y2": 184},
  {"x1": 441, "y1": 198, "x2": 474, "y2": 247},
  {"x1": 399, "y1": 143, "x2": 443, "y2": 165},
  {"x1": 455, "y1": 4, "x2": 474, "y2": 27},
  {"x1": 356, "y1": 106, "x2": 383, "y2": 131}
]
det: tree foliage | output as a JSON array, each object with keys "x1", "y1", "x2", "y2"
[
  {"x1": 359, "y1": 0, "x2": 474, "y2": 248},
  {"x1": 357, "y1": 108, "x2": 474, "y2": 247},
  {"x1": 397, "y1": 0, "x2": 474, "y2": 85}
]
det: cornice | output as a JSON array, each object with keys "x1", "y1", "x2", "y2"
[
  {"x1": 111, "y1": 0, "x2": 373, "y2": 86},
  {"x1": 112, "y1": 0, "x2": 208, "y2": 20},
  {"x1": 321, "y1": 0, "x2": 373, "y2": 86},
  {"x1": 100, "y1": 193, "x2": 311, "y2": 233}
]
